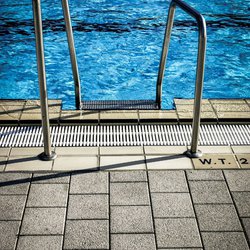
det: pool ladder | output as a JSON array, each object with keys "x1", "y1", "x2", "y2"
[{"x1": 32, "y1": 0, "x2": 206, "y2": 160}]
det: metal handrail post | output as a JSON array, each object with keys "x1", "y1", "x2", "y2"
[
  {"x1": 187, "y1": 15, "x2": 207, "y2": 158},
  {"x1": 62, "y1": 0, "x2": 81, "y2": 110},
  {"x1": 156, "y1": 2, "x2": 176, "y2": 109},
  {"x1": 32, "y1": 0, "x2": 57, "y2": 161},
  {"x1": 156, "y1": 0, "x2": 207, "y2": 158}
]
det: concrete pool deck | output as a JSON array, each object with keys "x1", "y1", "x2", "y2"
[{"x1": 0, "y1": 98, "x2": 249, "y2": 249}]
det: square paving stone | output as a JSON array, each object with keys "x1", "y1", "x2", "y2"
[
  {"x1": 155, "y1": 218, "x2": 202, "y2": 248},
  {"x1": 10, "y1": 147, "x2": 45, "y2": 156},
  {"x1": 100, "y1": 146, "x2": 143, "y2": 155},
  {"x1": 17, "y1": 236, "x2": 63, "y2": 250},
  {"x1": 55, "y1": 147, "x2": 98, "y2": 155},
  {"x1": 70, "y1": 172, "x2": 108, "y2": 194},
  {"x1": 195, "y1": 204, "x2": 242, "y2": 231},
  {"x1": 6, "y1": 156, "x2": 53, "y2": 171},
  {"x1": 235, "y1": 154, "x2": 250, "y2": 168},
  {"x1": 110, "y1": 182, "x2": 150, "y2": 205},
  {"x1": 32, "y1": 173, "x2": 70, "y2": 183},
  {"x1": 111, "y1": 206, "x2": 154, "y2": 233},
  {"x1": 148, "y1": 171, "x2": 188, "y2": 193},
  {"x1": 0, "y1": 156, "x2": 6, "y2": 171},
  {"x1": 67, "y1": 194, "x2": 108, "y2": 219},
  {"x1": 100, "y1": 155, "x2": 146, "y2": 171},
  {"x1": 197, "y1": 146, "x2": 233, "y2": 154},
  {"x1": 21, "y1": 207, "x2": 66, "y2": 235},
  {"x1": 0, "y1": 173, "x2": 31, "y2": 194},
  {"x1": 64, "y1": 220, "x2": 109, "y2": 249},
  {"x1": 232, "y1": 192, "x2": 250, "y2": 217},
  {"x1": 144, "y1": 146, "x2": 187, "y2": 155},
  {"x1": 53, "y1": 156, "x2": 98, "y2": 171},
  {"x1": 189, "y1": 181, "x2": 232, "y2": 204},
  {"x1": 110, "y1": 171, "x2": 147, "y2": 182},
  {"x1": 186, "y1": 170, "x2": 224, "y2": 180},
  {"x1": 193, "y1": 154, "x2": 239, "y2": 169},
  {"x1": 242, "y1": 218, "x2": 250, "y2": 242},
  {"x1": 202, "y1": 232, "x2": 249, "y2": 250},
  {"x1": 151, "y1": 193, "x2": 194, "y2": 218},
  {"x1": 146, "y1": 155, "x2": 193, "y2": 170},
  {"x1": 0, "y1": 195, "x2": 26, "y2": 220},
  {"x1": 27, "y1": 184, "x2": 69, "y2": 207},
  {"x1": 232, "y1": 146, "x2": 250, "y2": 154},
  {"x1": 0, "y1": 147, "x2": 10, "y2": 156},
  {"x1": 0, "y1": 221, "x2": 20, "y2": 250},
  {"x1": 111, "y1": 234, "x2": 156, "y2": 250},
  {"x1": 224, "y1": 170, "x2": 250, "y2": 191}
]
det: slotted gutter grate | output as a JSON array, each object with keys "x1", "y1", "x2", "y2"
[{"x1": 0, "y1": 124, "x2": 249, "y2": 147}]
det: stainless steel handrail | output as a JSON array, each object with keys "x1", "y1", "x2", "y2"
[
  {"x1": 156, "y1": 0, "x2": 207, "y2": 157},
  {"x1": 62, "y1": 0, "x2": 81, "y2": 110},
  {"x1": 32, "y1": 0, "x2": 56, "y2": 160},
  {"x1": 32, "y1": 0, "x2": 81, "y2": 159}
]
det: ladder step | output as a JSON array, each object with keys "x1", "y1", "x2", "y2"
[{"x1": 81, "y1": 100, "x2": 159, "y2": 110}]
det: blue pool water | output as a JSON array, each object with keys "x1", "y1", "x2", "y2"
[{"x1": 0, "y1": 0, "x2": 249, "y2": 109}]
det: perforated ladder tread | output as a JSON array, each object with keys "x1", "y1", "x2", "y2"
[{"x1": 81, "y1": 100, "x2": 159, "y2": 110}]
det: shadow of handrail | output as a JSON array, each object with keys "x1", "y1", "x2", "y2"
[{"x1": 0, "y1": 154, "x2": 187, "y2": 187}]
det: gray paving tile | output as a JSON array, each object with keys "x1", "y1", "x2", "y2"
[
  {"x1": 10, "y1": 147, "x2": 44, "y2": 156},
  {"x1": 193, "y1": 154, "x2": 239, "y2": 169},
  {"x1": 202, "y1": 232, "x2": 249, "y2": 250},
  {"x1": 0, "y1": 195, "x2": 26, "y2": 220},
  {"x1": 148, "y1": 171, "x2": 188, "y2": 192},
  {"x1": 198, "y1": 146, "x2": 233, "y2": 154},
  {"x1": 195, "y1": 204, "x2": 242, "y2": 231},
  {"x1": 64, "y1": 220, "x2": 109, "y2": 249},
  {"x1": 0, "y1": 156, "x2": 6, "y2": 171},
  {"x1": 67, "y1": 194, "x2": 108, "y2": 219},
  {"x1": 0, "y1": 221, "x2": 20, "y2": 250},
  {"x1": 6, "y1": 156, "x2": 53, "y2": 171},
  {"x1": 186, "y1": 170, "x2": 224, "y2": 180},
  {"x1": 53, "y1": 156, "x2": 98, "y2": 171},
  {"x1": 155, "y1": 218, "x2": 202, "y2": 248},
  {"x1": 26, "y1": 184, "x2": 68, "y2": 207},
  {"x1": 151, "y1": 193, "x2": 194, "y2": 218},
  {"x1": 224, "y1": 170, "x2": 250, "y2": 191},
  {"x1": 110, "y1": 171, "x2": 147, "y2": 182},
  {"x1": 55, "y1": 146, "x2": 98, "y2": 155},
  {"x1": 100, "y1": 155, "x2": 146, "y2": 170},
  {"x1": 232, "y1": 146, "x2": 250, "y2": 154},
  {"x1": 0, "y1": 147, "x2": 11, "y2": 156},
  {"x1": 21, "y1": 207, "x2": 66, "y2": 235},
  {"x1": 232, "y1": 192, "x2": 250, "y2": 217},
  {"x1": 236, "y1": 154, "x2": 250, "y2": 168},
  {"x1": 32, "y1": 173, "x2": 70, "y2": 183},
  {"x1": 70, "y1": 172, "x2": 108, "y2": 194},
  {"x1": 242, "y1": 218, "x2": 250, "y2": 243},
  {"x1": 100, "y1": 146, "x2": 143, "y2": 155},
  {"x1": 110, "y1": 182, "x2": 150, "y2": 205},
  {"x1": 111, "y1": 234, "x2": 156, "y2": 250},
  {"x1": 159, "y1": 249, "x2": 203, "y2": 250},
  {"x1": 17, "y1": 236, "x2": 63, "y2": 250},
  {"x1": 189, "y1": 181, "x2": 232, "y2": 204},
  {"x1": 111, "y1": 206, "x2": 154, "y2": 233},
  {"x1": 146, "y1": 155, "x2": 193, "y2": 170},
  {"x1": 144, "y1": 146, "x2": 187, "y2": 155},
  {"x1": 0, "y1": 173, "x2": 31, "y2": 195}
]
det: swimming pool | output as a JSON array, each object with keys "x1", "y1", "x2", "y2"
[{"x1": 0, "y1": 0, "x2": 249, "y2": 109}]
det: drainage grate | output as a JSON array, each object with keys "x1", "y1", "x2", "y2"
[
  {"x1": 81, "y1": 100, "x2": 159, "y2": 110},
  {"x1": 0, "y1": 124, "x2": 249, "y2": 147}
]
